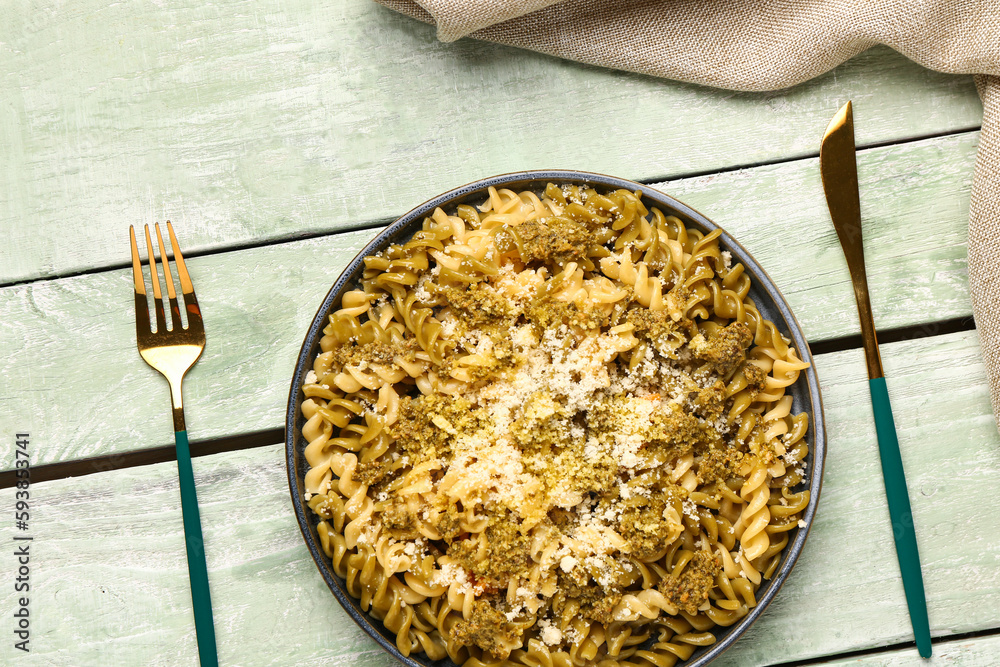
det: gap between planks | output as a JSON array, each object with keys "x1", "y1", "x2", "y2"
[
  {"x1": 767, "y1": 624, "x2": 1000, "y2": 667},
  {"x1": 0, "y1": 315, "x2": 977, "y2": 490},
  {"x1": 0, "y1": 428, "x2": 285, "y2": 489},
  {"x1": 0, "y1": 124, "x2": 982, "y2": 292},
  {"x1": 634, "y1": 123, "x2": 983, "y2": 187}
]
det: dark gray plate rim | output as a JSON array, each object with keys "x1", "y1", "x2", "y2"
[{"x1": 285, "y1": 170, "x2": 826, "y2": 667}]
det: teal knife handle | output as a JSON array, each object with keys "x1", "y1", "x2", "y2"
[
  {"x1": 869, "y1": 377, "x2": 932, "y2": 658},
  {"x1": 175, "y1": 430, "x2": 220, "y2": 667}
]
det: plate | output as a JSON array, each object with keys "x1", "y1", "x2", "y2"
[{"x1": 286, "y1": 170, "x2": 826, "y2": 667}]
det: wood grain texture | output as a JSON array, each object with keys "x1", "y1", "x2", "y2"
[
  {"x1": 0, "y1": 330, "x2": 997, "y2": 665},
  {"x1": 0, "y1": 227, "x2": 375, "y2": 471},
  {"x1": 813, "y1": 634, "x2": 1000, "y2": 666},
  {"x1": 0, "y1": 0, "x2": 982, "y2": 284},
  {"x1": 656, "y1": 131, "x2": 977, "y2": 342},
  {"x1": 0, "y1": 131, "x2": 977, "y2": 468}
]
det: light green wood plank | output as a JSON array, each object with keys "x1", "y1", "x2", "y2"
[
  {"x1": 0, "y1": 131, "x2": 976, "y2": 468},
  {"x1": 0, "y1": 227, "x2": 376, "y2": 470},
  {"x1": 0, "y1": 0, "x2": 981, "y2": 283},
  {"x1": 813, "y1": 634, "x2": 1000, "y2": 666},
  {"x1": 1, "y1": 330, "x2": 997, "y2": 665},
  {"x1": 655, "y1": 130, "x2": 976, "y2": 341}
]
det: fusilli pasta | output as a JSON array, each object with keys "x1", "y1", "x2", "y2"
[{"x1": 301, "y1": 184, "x2": 811, "y2": 667}]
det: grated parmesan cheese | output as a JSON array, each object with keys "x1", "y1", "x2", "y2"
[{"x1": 540, "y1": 624, "x2": 562, "y2": 645}]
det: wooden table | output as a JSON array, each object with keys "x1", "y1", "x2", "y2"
[{"x1": 2, "y1": 2, "x2": 997, "y2": 665}]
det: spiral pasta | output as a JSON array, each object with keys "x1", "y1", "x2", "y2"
[{"x1": 301, "y1": 183, "x2": 811, "y2": 667}]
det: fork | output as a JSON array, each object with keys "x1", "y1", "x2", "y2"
[{"x1": 130, "y1": 222, "x2": 219, "y2": 667}]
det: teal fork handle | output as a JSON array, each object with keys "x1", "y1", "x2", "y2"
[
  {"x1": 175, "y1": 429, "x2": 219, "y2": 667},
  {"x1": 869, "y1": 377, "x2": 931, "y2": 658}
]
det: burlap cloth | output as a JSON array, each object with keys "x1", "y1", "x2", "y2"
[{"x1": 377, "y1": 0, "x2": 1000, "y2": 430}]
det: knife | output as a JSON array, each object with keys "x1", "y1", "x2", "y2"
[{"x1": 820, "y1": 100, "x2": 932, "y2": 658}]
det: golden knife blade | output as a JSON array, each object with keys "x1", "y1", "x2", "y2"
[{"x1": 820, "y1": 101, "x2": 883, "y2": 379}]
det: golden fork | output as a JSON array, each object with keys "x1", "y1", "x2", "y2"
[{"x1": 130, "y1": 222, "x2": 218, "y2": 667}]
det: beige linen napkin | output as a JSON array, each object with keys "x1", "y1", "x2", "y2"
[{"x1": 378, "y1": 0, "x2": 1000, "y2": 429}]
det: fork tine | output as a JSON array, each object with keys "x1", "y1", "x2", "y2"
[
  {"x1": 144, "y1": 224, "x2": 167, "y2": 334},
  {"x1": 129, "y1": 225, "x2": 152, "y2": 336},
  {"x1": 155, "y1": 222, "x2": 183, "y2": 331},
  {"x1": 166, "y1": 221, "x2": 203, "y2": 329}
]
